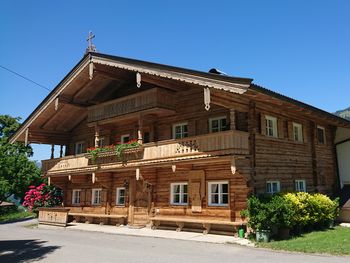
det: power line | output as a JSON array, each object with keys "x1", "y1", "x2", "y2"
[{"x1": 0, "y1": 65, "x2": 51, "y2": 92}]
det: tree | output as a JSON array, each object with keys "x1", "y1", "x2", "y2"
[{"x1": 0, "y1": 115, "x2": 42, "y2": 204}]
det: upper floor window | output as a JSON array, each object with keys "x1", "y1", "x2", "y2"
[
  {"x1": 317, "y1": 126, "x2": 326, "y2": 144},
  {"x1": 208, "y1": 181, "x2": 229, "y2": 206},
  {"x1": 293, "y1": 123, "x2": 303, "y2": 142},
  {"x1": 209, "y1": 116, "x2": 227, "y2": 133},
  {"x1": 295, "y1": 180, "x2": 306, "y2": 192},
  {"x1": 72, "y1": 189, "x2": 81, "y2": 205},
  {"x1": 98, "y1": 137, "x2": 106, "y2": 148},
  {"x1": 75, "y1": 141, "x2": 85, "y2": 154},
  {"x1": 170, "y1": 182, "x2": 188, "y2": 205},
  {"x1": 266, "y1": 181, "x2": 280, "y2": 194},
  {"x1": 173, "y1": 123, "x2": 188, "y2": 139},
  {"x1": 265, "y1": 116, "x2": 278, "y2": 138},
  {"x1": 92, "y1": 188, "x2": 102, "y2": 205},
  {"x1": 121, "y1": 134, "x2": 130, "y2": 144},
  {"x1": 116, "y1": 187, "x2": 126, "y2": 206}
]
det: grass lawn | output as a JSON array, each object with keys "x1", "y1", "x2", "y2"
[
  {"x1": 258, "y1": 226, "x2": 350, "y2": 255},
  {"x1": 0, "y1": 210, "x2": 35, "y2": 223}
]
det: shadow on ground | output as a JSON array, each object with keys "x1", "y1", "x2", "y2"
[{"x1": 0, "y1": 239, "x2": 60, "y2": 262}]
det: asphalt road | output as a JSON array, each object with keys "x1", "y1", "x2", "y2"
[{"x1": 0, "y1": 220, "x2": 348, "y2": 263}]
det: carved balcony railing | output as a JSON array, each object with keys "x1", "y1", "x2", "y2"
[
  {"x1": 142, "y1": 130, "x2": 249, "y2": 160},
  {"x1": 42, "y1": 130, "x2": 249, "y2": 174},
  {"x1": 87, "y1": 88, "x2": 175, "y2": 123}
]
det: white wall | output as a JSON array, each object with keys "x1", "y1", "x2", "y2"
[{"x1": 337, "y1": 140, "x2": 350, "y2": 188}]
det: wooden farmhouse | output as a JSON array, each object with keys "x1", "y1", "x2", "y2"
[{"x1": 10, "y1": 52, "x2": 350, "y2": 232}]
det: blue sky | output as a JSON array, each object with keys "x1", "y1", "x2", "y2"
[{"x1": 1, "y1": 1, "x2": 349, "y2": 161}]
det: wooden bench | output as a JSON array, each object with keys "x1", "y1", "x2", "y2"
[
  {"x1": 68, "y1": 212, "x2": 127, "y2": 226},
  {"x1": 150, "y1": 216, "x2": 246, "y2": 234}
]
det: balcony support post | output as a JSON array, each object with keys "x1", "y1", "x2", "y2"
[
  {"x1": 230, "y1": 109, "x2": 236, "y2": 130},
  {"x1": 50, "y1": 144, "x2": 54, "y2": 159},
  {"x1": 137, "y1": 115, "x2": 143, "y2": 144}
]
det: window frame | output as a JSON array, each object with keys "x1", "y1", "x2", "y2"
[
  {"x1": 170, "y1": 182, "x2": 188, "y2": 206},
  {"x1": 295, "y1": 180, "x2": 306, "y2": 192},
  {"x1": 116, "y1": 187, "x2": 126, "y2": 206},
  {"x1": 208, "y1": 181, "x2": 229, "y2": 207},
  {"x1": 317, "y1": 126, "x2": 326, "y2": 144},
  {"x1": 72, "y1": 189, "x2": 81, "y2": 205},
  {"x1": 266, "y1": 181, "x2": 281, "y2": 194},
  {"x1": 75, "y1": 141, "x2": 85, "y2": 155},
  {"x1": 265, "y1": 115, "x2": 278, "y2": 138},
  {"x1": 172, "y1": 122, "x2": 189, "y2": 139},
  {"x1": 91, "y1": 188, "x2": 102, "y2": 205},
  {"x1": 293, "y1": 122, "x2": 303, "y2": 142},
  {"x1": 120, "y1": 134, "x2": 130, "y2": 144},
  {"x1": 209, "y1": 116, "x2": 227, "y2": 133}
]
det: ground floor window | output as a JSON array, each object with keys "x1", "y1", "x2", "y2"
[
  {"x1": 72, "y1": 189, "x2": 81, "y2": 205},
  {"x1": 266, "y1": 181, "x2": 280, "y2": 194},
  {"x1": 116, "y1": 187, "x2": 126, "y2": 206},
  {"x1": 295, "y1": 180, "x2": 306, "y2": 192},
  {"x1": 92, "y1": 188, "x2": 102, "y2": 205},
  {"x1": 170, "y1": 182, "x2": 188, "y2": 205},
  {"x1": 208, "y1": 181, "x2": 229, "y2": 206}
]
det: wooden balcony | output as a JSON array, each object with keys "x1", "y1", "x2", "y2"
[
  {"x1": 87, "y1": 88, "x2": 175, "y2": 123},
  {"x1": 42, "y1": 130, "x2": 249, "y2": 175}
]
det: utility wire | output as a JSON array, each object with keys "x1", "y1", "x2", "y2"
[{"x1": 0, "y1": 64, "x2": 51, "y2": 92}]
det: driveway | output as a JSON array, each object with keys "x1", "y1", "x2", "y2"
[{"x1": 0, "y1": 220, "x2": 348, "y2": 263}]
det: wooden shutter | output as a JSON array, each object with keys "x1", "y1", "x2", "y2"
[
  {"x1": 303, "y1": 124, "x2": 308, "y2": 143},
  {"x1": 85, "y1": 189, "x2": 92, "y2": 206},
  {"x1": 287, "y1": 121, "x2": 294, "y2": 140},
  {"x1": 66, "y1": 190, "x2": 72, "y2": 206},
  {"x1": 278, "y1": 119, "x2": 284, "y2": 139},
  {"x1": 80, "y1": 190, "x2": 86, "y2": 206},
  {"x1": 189, "y1": 182, "x2": 202, "y2": 212},
  {"x1": 101, "y1": 190, "x2": 107, "y2": 205},
  {"x1": 260, "y1": 113, "x2": 266, "y2": 135}
]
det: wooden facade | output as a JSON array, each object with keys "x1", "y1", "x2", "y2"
[{"x1": 10, "y1": 52, "x2": 350, "y2": 231}]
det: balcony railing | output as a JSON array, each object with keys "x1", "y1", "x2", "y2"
[
  {"x1": 42, "y1": 130, "x2": 249, "y2": 174},
  {"x1": 87, "y1": 88, "x2": 175, "y2": 123}
]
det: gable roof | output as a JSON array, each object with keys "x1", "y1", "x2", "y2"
[{"x1": 9, "y1": 52, "x2": 350, "y2": 144}]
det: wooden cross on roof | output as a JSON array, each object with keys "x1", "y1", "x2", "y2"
[{"x1": 86, "y1": 31, "x2": 97, "y2": 53}]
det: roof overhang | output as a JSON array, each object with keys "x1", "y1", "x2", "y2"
[{"x1": 9, "y1": 52, "x2": 252, "y2": 144}]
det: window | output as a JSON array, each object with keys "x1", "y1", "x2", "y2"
[
  {"x1": 208, "y1": 181, "x2": 229, "y2": 206},
  {"x1": 265, "y1": 116, "x2": 278, "y2": 138},
  {"x1": 98, "y1": 137, "x2": 106, "y2": 148},
  {"x1": 317, "y1": 126, "x2": 326, "y2": 144},
  {"x1": 293, "y1": 123, "x2": 303, "y2": 142},
  {"x1": 75, "y1": 141, "x2": 85, "y2": 154},
  {"x1": 143, "y1": 132, "x2": 150, "y2": 143},
  {"x1": 170, "y1": 183, "x2": 188, "y2": 205},
  {"x1": 173, "y1": 123, "x2": 188, "y2": 139},
  {"x1": 92, "y1": 188, "x2": 102, "y2": 205},
  {"x1": 116, "y1": 187, "x2": 126, "y2": 206},
  {"x1": 266, "y1": 181, "x2": 280, "y2": 194},
  {"x1": 72, "y1": 189, "x2": 81, "y2": 205},
  {"x1": 121, "y1": 134, "x2": 130, "y2": 144},
  {"x1": 209, "y1": 116, "x2": 227, "y2": 133},
  {"x1": 295, "y1": 180, "x2": 306, "y2": 192}
]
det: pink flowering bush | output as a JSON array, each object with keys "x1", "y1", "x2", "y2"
[{"x1": 23, "y1": 183, "x2": 62, "y2": 213}]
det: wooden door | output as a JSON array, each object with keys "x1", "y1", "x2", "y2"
[{"x1": 188, "y1": 170, "x2": 205, "y2": 213}]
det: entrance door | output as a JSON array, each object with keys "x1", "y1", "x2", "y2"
[{"x1": 129, "y1": 178, "x2": 152, "y2": 225}]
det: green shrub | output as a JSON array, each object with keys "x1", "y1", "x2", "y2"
[
  {"x1": 245, "y1": 196, "x2": 271, "y2": 231},
  {"x1": 245, "y1": 192, "x2": 339, "y2": 234}
]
